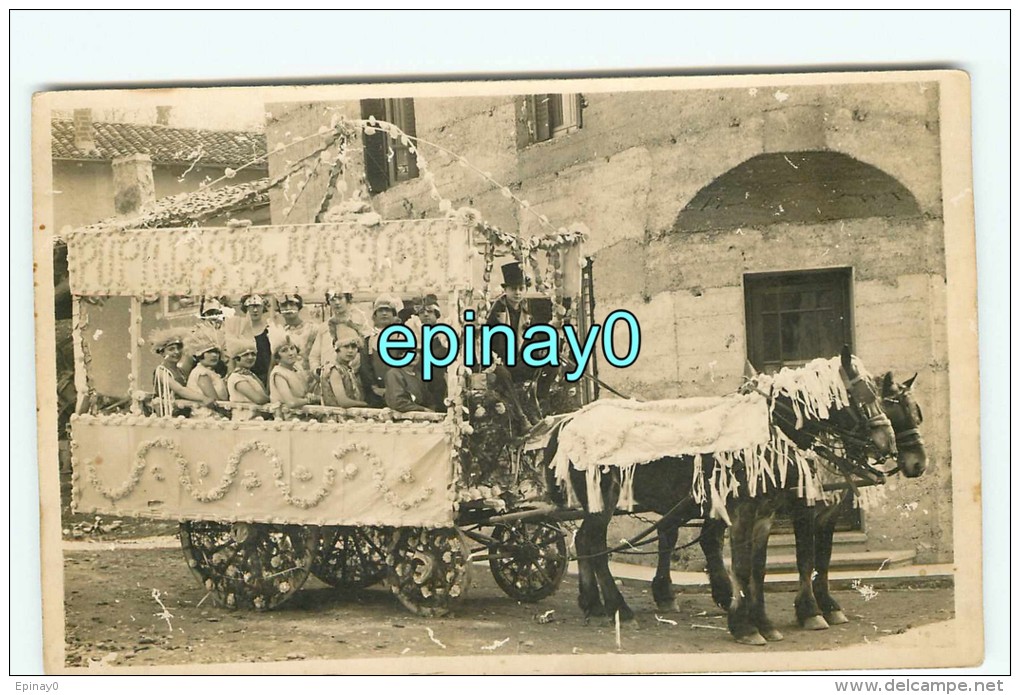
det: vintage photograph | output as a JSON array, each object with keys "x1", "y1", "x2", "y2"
[{"x1": 32, "y1": 71, "x2": 979, "y2": 674}]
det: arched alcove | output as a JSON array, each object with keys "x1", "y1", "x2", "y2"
[{"x1": 672, "y1": 151, "x2": 921, "y2": 233}]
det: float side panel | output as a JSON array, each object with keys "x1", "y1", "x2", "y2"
[{"x1": 71, "y1": 417, "x2": 456, "y2": 527}]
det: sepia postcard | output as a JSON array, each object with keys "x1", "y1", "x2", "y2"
[{"x1": 31, "y1": 70, "x2": 980, "y2": 675}]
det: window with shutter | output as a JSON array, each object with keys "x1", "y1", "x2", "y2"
[
  {"x1": 515, "y1": 94, "x2": 583, "y2": 148},
  {"x1": 359, "y1": 97, "x2": 419, "y2": 194}
]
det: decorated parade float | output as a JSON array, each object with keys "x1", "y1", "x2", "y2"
[{"x1": 65, "y1": 115, "x2": 595, "y2": 615}]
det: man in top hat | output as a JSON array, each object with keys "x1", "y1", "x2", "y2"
[
  {"x1": 484, "y1": 262, "x2": 543, "y2": 429},
  {"x1": 485, "y1": 262, "x2": 535, "y2": 383}
]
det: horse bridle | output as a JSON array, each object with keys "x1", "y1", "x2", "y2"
[
  {"x1": 763, "y1": 372, "x2": 897, "y2": 485},
  {"x1": 843, "y1": 372, "x2": 897, "y2": 452},
  {"x1": 882, "y1": 389, "x2": 925, "y2": 453}
]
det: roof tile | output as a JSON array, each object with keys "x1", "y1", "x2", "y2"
[{"x1": 51, "y1": 119, "x2": 267, "y2": 169}]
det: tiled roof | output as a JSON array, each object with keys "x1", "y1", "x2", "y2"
[
  {"x1": 74, "y1": 178, "x2": 272, "y2": 234},
  {"x1": 51, "y1": 119, "x2": 267, "y2": 169}
]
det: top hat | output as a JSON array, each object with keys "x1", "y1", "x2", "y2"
[{"x1": 500, "y1": 262, "x2": 526, "y2": 287}]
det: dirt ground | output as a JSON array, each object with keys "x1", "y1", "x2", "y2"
[{"x1": 61, "y1": 539, "x2": 954, "y2": 671}]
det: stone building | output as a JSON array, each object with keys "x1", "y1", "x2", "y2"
[{"x1": 265, "y1": 80, "x2": 951, "y2": 564}]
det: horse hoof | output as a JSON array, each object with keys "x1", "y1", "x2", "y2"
[
  {"x1": 761, "y1": 627, "x2": 784, "y2": 642},
  {"x1": 825, "y1": 610, "x2": 849, "y2": 625},
  {"x1": 734, "y1": 631, "x2": 767, "y2": 646},
  {"x1": 615, "y1": 606, "x2": 635, "y2": 623},
  {"x1": 655, "y1": 599, "x2": 680, "y2": 613},
  {"x1": 801, "y1": 615, "x2": 830, "y2": 631}
]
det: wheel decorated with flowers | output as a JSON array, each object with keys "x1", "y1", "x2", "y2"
[
  {"x1": 179, "y1": 521, "x2": 319, "y2": 611},
  {"x1": 385, "y1": 527, "x2": 471, "y2": 617},
  {"x1": 488, "y1": 520, "x2": 569, "y2": 602},
  {"x1": 311, "y1": 526, "x2": 392, "y2": 592}
]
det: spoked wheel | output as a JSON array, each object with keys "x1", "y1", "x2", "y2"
[
  {"x1": 488, "y1": 520, "x2": 569, "y2": 602},
  {"x1": 385, "y1": 527, "x2": 470, "y2": 617},
  {"x1": 311, "y1": 526, "x2": 391, "y2": 592},
  {"x1": 179, "y1": 521, "x2": 319, "y2": 611}
]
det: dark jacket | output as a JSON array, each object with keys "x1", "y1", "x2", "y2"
[
  {"x1": 359, "y1": 335, "x2": 390, "y2": 407},
  {"x1": 485, "y1": 295, "x2": 536, "y2": 382},
  {"x1": 385, "y1": 365, "x2": 436, "y2": 413}
]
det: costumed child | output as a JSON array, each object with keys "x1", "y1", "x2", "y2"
[
  {"x1": 148, "y1": 327, "x2": 215, "y2": 417},
  {"x1": 320, "y1": 325, "x2": 369, "y2": 408},
  {"x1": 225, "y1": 335, "x2": 270, "y2": 421},
  {"x1": 269, "y1": 336, "x2": 316, "y2": 408},
  {"x1": 184, "y1": 325, "x2": 228, "y2": 419}
]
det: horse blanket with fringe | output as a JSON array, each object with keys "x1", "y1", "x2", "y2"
[
  {"x1": 551, "y1": 394, "x2": 776, "y2": 514},
  {"x1": 551, "y1": 394, "x2": 770, "y2": 472}
]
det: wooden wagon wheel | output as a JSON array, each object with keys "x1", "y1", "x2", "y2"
[
  {"x1": 311, "y1": 526, "x2": 391, "y2": 592},
  {"x1": 180, "y1": 521, "x2": 319, "y2": 611},
  {"x1": 385, "y1": 527, "x2": 471, "y2": 617},
  {"x1": 488, "y1": 520, "x2": 569, "y2": 603}
]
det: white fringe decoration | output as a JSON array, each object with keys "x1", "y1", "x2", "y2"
[
  {"x1": 692, "y1": 453, "x2": 706, "y2": 508},
  {"x1": 618, "y1": 465, "x2": 636, "y2": 511},
  {"x1": 586, "y1": 466, "x2": 604, "y2": 513}
]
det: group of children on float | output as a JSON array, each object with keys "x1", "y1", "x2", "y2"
[
  {"x1": 148, "y1": 289, "x2": 448, "y2": 420},
  {"x1": 146, "y1": 262, "x2": 566, "y2": 428}
]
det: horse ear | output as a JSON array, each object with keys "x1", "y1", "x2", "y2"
[
  {"x1": 882, "y1": 371, "x2": 895, "y2": 394},
  {"x1": 743, "y1": 359, "x2": 759, "y2": 379},
  {"x1": 840, "y1": 344, "x2": 856, "y2": 376},
  {"x1": 903, "y1": 373, "x2": 918, "y2": 390}
]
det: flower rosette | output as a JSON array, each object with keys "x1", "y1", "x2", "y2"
[{"x1": 334, "y1": 442, "x2": 434, "y2": 512}]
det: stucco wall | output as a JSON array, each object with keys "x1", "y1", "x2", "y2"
[
  {"x1": 266, "y1": 81, "x2": 952, "y2": 562},
  {"x1": 53, "y1": 161, "x2": 265, "y2": 232}
]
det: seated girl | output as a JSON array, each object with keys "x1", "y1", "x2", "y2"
[
  {"x1": 320, "y1": 325, "x2": 369, "y2": 408},
  {"x1": 225, "y1": 336, "x2": 270, "y2": 420},
  {"x1": 148, "y1": 328, "x2": 215, "y2": 417},
  {"x1": 184, "y1": 327, "x2": 228, "y2": 419},
  {"x1": 270, "y1": 337, "x2": 317, "y2": 410}
]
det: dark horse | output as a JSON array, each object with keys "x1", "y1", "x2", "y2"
[
  {"x1": 651, "y1": 368, "x2": 927, "y2": 641},
  {"x1": 546, "y1": 348, "x2": 912, "y2": 645}
]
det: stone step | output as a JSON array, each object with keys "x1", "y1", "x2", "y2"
[
  {"x1": 766, "y1": 531, "x2": 870, "y2": 553},
  {"x1": 764, "y1": 548, "x2": 917, "y2": 573}
]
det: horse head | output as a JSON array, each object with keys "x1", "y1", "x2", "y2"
[
  {"x1": 840, "y1": 346, "x2": 897, "y2": 460},
  {"x1": 880, "y1": 372, "x2": 927, "y2": 478}
]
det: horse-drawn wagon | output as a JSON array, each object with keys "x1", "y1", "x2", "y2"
[{"x1": 66, "y1": 206, "x2": 594, "y2": 617}]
